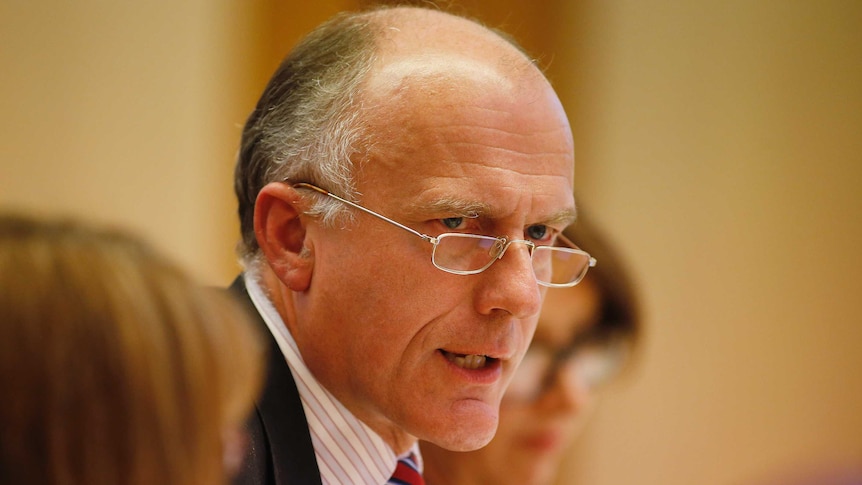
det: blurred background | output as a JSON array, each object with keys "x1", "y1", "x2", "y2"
[{"x1": 2, "y1": 1, "x2": 860, "y2": 484}]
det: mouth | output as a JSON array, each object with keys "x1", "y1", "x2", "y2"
[{"x1": 441, "y1": 350, "x2": 498, "y2": 370}]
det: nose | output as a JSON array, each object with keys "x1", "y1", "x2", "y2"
[{"x1": 473, "y1": 239, "x2": 543, "y2": 319}]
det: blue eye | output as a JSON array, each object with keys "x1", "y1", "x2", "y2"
[
  {"x1": 526, "y1": 225, "x2": 549, "y2": 241},
  {"x1": 441, "y1": 217, "x2": 464, "y2": 230}
]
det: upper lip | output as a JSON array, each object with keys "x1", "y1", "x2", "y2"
[{"x1": 436, "y1": 317, "x2": 524, "y2": 360}]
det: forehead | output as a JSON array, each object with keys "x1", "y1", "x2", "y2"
[{"x1": 356, "y1": 53, "x2": 574, "y2": 221}]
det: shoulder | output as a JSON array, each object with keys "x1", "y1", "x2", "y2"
[{"x1": 232, "y1": 407, "x2": 273, "y2": 485}]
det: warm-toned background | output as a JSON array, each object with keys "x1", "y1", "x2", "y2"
[{"x1": 2, "y1": 1, "x2": 860, "y2": 484}]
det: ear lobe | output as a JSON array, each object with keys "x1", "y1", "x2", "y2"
[{"x1": 254, "y1": 183, "x2": 313, "y2": 291}]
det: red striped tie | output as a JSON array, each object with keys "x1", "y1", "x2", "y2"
[{"x1": 388, "y1": 453, "x2": 425, "y2": 485}]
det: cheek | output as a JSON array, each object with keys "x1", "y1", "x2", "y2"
[
  {"x1": 341, "y1": 257, "x2": 464, "y2": 336},
  {"x1": 317, "y1": 262, "x2": 451, "y2": 368}
]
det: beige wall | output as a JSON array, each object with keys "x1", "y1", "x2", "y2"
[
  {"x1": 0, "y1": 2, "x2": 277, "y2": 284},
  {"x1": 559, "y1": 1, "x2": 862, "y2": 484},
  {"x1": 2, "y1": 2, "x2": 860, "y2": 484}
]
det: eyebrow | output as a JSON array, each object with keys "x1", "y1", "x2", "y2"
[
  {"x1": 413, "y1": 197, "x2": 491, "y2": 218},
  {"x1": 543, "y1": 207, "x2": 578, "y2": 228},
  {"x1": 411, "y1": 197, "x2": 578, "y2": 227}
]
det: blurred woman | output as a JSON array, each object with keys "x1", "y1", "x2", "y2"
[
  {"x1": 0, "y1": 214, "x2": 264, "y2": 485},
  {"x1": 421, "y1": 215, "x2": 641, "y2": 485}
]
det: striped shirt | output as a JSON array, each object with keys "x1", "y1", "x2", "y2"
[{"x1": 245, "y1": 272, "x2": 422, "y2": 484}]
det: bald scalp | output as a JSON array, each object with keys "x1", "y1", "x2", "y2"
[
  {"x1": 362, "y1": 6, "x2": 542, "y2": 93},
  {"x1": 235, "y1": 4, "x2": 546, "y2": 264},
  {"x1": 354, "y1": 6, "x2": 556, "y2": 167}
]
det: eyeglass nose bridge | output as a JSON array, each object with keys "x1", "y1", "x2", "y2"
[{"x1": 490, "y1": 236, "x2": 537, "y2": 260}]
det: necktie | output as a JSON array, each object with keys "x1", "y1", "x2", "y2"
[{"x1": 388, "y1": 453, "x2": 425, "y2": 485}]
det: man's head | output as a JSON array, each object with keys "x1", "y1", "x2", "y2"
[{"x1": 235, "y1": 5, "x2": 576, "y2": 453}]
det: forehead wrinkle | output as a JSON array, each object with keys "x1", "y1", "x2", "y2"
[
  {"x1": 440, "y1": 123, "x2": 572, "y2": 138},
  {"x1": 427, "y1": 141, "x2": 573, "y2": 159},
  {"x1": 418, "y1": 118, "x2": 574, "y2": 159}
]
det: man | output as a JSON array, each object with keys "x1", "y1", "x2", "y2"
[{"x1": 231, "y1": 5, "x2": 591, "y2": 485}]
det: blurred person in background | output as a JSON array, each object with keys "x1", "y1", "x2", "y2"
[
  {"x1": 421, "y1": 215, "x2": 641, "y2": 485},
  {"x1": 0, "y1": 213, "x2": 264, "y2": 485}
]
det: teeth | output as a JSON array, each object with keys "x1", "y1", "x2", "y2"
[{"x1": 445, "y1": 352, "x2": 487, "y2": 370}]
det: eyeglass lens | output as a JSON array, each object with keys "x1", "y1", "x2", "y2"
[
  {"x1": 433, "y1": 234, "x2": 592, "y2": 285},
  {"x1": 505, "y1": 344, "x2": 624, "y2": 403},
  {"x1": 432, "y1": 234, "x2": 498, "y2": 273}
]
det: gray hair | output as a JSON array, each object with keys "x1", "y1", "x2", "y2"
[
  {"x1": 233, "y1": 5, "x2": 538, "y2": 267},
  {"x1": 234, "y1": 10, "x2": 380, "y2": 265}
]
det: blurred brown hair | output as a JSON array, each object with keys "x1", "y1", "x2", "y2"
[
  {"x1": 0, "y1": 214, "x2": 263, "y2": 485},
  {"x1": 565, "y1": 212, "x2": 641, "y2": 353}
]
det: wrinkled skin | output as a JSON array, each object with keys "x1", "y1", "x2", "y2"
[{"x1": 254, "y1": 7, "x2": 575, "y2": 455}]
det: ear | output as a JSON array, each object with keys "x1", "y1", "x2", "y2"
[{"x1": 254, "y1": 182, "x2": 314, "y2": 291}]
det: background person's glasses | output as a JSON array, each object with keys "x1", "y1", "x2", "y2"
[
  {"x1": 292, "y1": 182, "x2": 596, "y2": 287},
  {"x1": 505, "y1": 341, "x2": 628, "y2": 402}
]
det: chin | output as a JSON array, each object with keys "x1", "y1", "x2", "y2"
[
  {"x1": 427, "y1": 420, "x2": 497, "y2": 452},
  {"x1": 448, "y1": 432, "x2": 495, "y2": 452},
  {"x1": 426, "y1": 408, "x2": 499, "y2": 452},
  {"x1": 414, "y1": 393, "x2": 503, "y2": 451}
]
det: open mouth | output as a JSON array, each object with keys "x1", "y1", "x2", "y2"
[{"x1": 441, "y1": 350, "x2": 497, "y2": 370}]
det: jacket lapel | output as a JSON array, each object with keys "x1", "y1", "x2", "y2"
[{"x1": 229, "y1": 276, "x2": 322, "y2": 485}]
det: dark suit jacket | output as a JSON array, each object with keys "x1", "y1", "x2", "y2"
[{"x1": 230, "y1": 276, "x2": 323, "y2": 485}]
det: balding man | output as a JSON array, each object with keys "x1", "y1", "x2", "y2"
[{"x1": 230, "y1": 5, "x2": 594, "y2": 485}]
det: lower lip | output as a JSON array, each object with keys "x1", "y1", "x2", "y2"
[{"x1": 439, "y1": 350, "x2": 503, "y2": 384}]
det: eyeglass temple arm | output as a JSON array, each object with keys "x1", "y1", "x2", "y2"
[
  {"x1": 291, "y1": 182, "x2": 436, "y2": 243},
  {"x1": 556, "y1": 232, "x2": 598, "y2": 268}
]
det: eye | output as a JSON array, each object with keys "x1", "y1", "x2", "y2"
[
  {"x1": 526, "y1": 224, "x2": 551, "y2": 242},
  {"x1": 440, "y1": 217, "x2": 465, "y2": 230}
]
